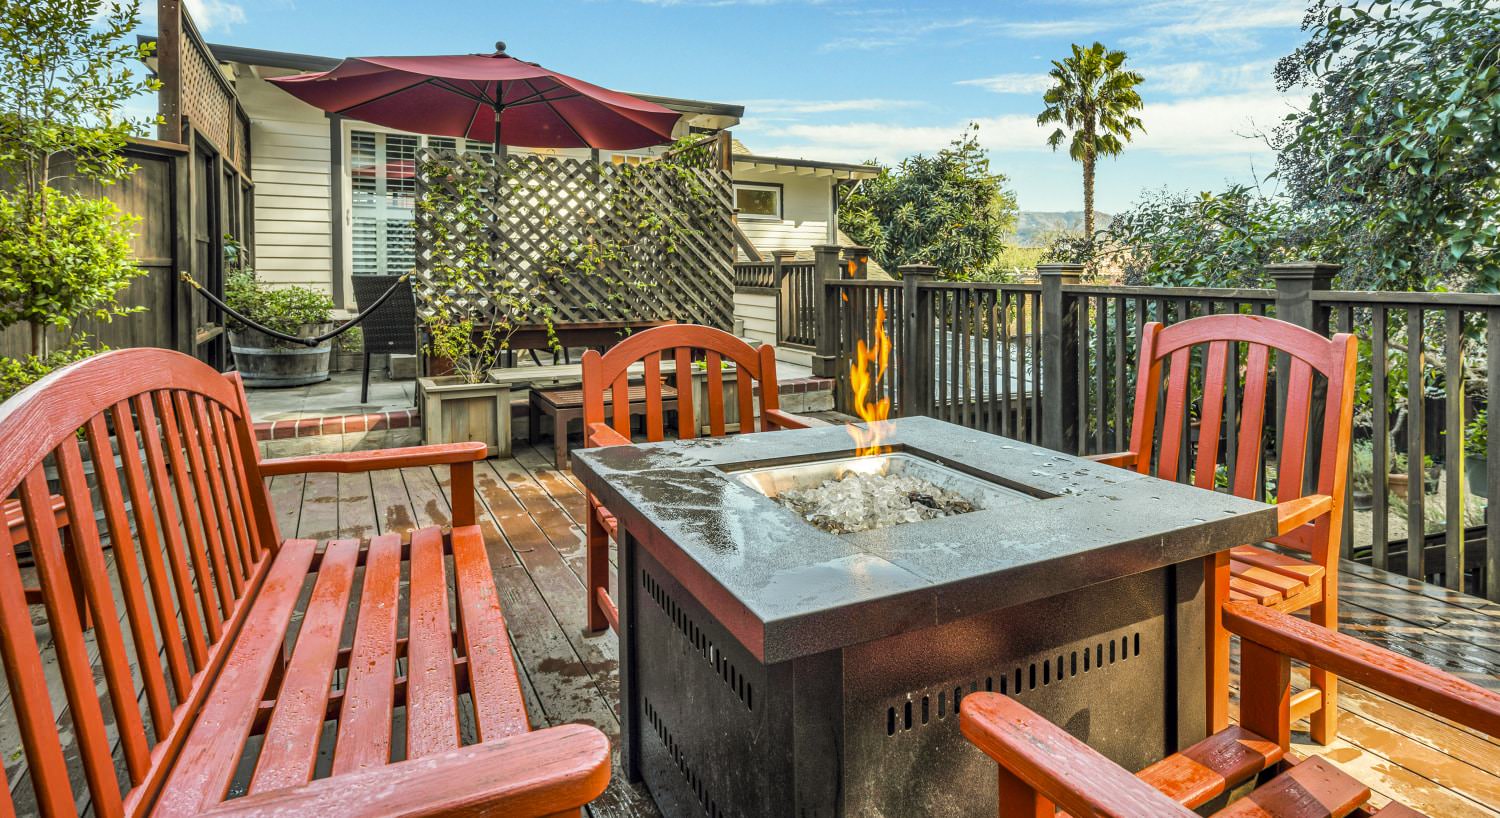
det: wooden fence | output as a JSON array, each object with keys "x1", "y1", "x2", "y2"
[
  {"x1": 415, "y1": 136, "x2": 736, "y2": 330},
  {"x1": 817, "y1": 260, "x2": 1500, "y2": 601}
]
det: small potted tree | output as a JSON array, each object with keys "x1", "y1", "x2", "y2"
[{"x1": 224, "y1": 242, "x2": 336, "y2": 387}]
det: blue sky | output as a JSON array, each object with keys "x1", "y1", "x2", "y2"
[{"x1": 153, "y1": 0, "x2": 1313, "y2": 214}]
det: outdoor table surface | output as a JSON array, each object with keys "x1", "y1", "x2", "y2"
[{"x1": 571, "y1": 416, "x2": 1278, "y2": 665}]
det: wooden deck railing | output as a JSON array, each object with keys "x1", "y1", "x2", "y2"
[
  {"x1": 812, "y1": 258, "x2": 1500, "y2": 601},
  {"x1": 733, "y1": 251, "x2": 834, "y2": 349}
]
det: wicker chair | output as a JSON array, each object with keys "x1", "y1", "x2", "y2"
[{"x1": 351, "y1": 275, "x2": 417, "y2": 403}]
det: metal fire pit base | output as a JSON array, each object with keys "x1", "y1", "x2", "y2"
[{"x1": 626, "y1": 535, "x2": 1204, "y2": 818}]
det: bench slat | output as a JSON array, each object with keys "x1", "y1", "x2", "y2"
[
  {"x1": 153, "y1": 538, "x2": 318, "y2": 817},
  {"x1": 406, "y1": 526, "x2": 460, "y2": 758},
  {"x1": 155, "y1": 390, "x2": 227, "y2": 640},
  {"x1": 251, "y1": 538, "x2": 360, "y2": 794},
  {"x1": 452, "y1": 526, "x2": 530, "y2": 740},
  {"x1": 203, "y1": 401, "x2": 253, "y2": 588},
  {"x1": 706, "y1": 351, "x2": 725, "y2": 436},
  {"x1": 332, "y1": 533, "x2": 404, "y2": 776},
  {"x1": 175, "y1": 392, "x2": 241, "y2": 613}
]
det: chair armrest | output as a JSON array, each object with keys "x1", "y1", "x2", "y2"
[
  {"x1": 1086, "y1": 451, "x2": 1138, "y2": 469},
  {"x1": 585, "y1": 422, "x2": 632, "y2": 448},
  {"x1": 959, "y1": 693, "x2": 1198, "y2": 817},
  {"x1": 1223, "y1": 602, "x2": 1500, "y2": 737},
  {"x1": 4, "y1": 495, "x2": 67, "y2": 547},
  {"x1": 258, "y1": 442, "x2": 488, "y2": 476},
  {"x1": 198, "y1": 723, "x2": 611, "y2": 818},
  {"x1": 764, "y1": 409, "x2": 831, "y2": 429},
  {"x1": 1275, "y1": 494, "x2": 1333, "y2": 535}
]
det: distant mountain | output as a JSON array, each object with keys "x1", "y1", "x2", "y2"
[{"x1": 1012, "y1": 211, "x2": 1112, "y2": 247}]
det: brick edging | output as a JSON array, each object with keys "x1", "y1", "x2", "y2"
[{"x1": 254, "y1": 408, "x2": 419, "y2": 442}]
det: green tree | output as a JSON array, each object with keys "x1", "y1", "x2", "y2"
[
  {"x1": 1037, "y1": 42, "x2": 1146, "y2": 240},
  {"x1": 0, "y1": 0, "x2": 158, "y2": 355},
  {"x1": 838, "y1": 125, "x2": 1018, "y2": 280},
  {"x1": 1274, "y1": 0, "x2": 1500, "y2": 291}
]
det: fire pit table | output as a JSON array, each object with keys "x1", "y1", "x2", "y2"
[{"x1": 571, "y1": 416, "x2": 1277, "y2": 817}]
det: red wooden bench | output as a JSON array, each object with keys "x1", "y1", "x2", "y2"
[
  {"x1": 959, "y1": 601, "x2": 1500, "y2": 817},
  {"x1": 1093, "y1": 314, "x2": 1357, "y2": 744},
  {"x1": 0, "y1": 349, "x2": 610, "y2": 817},
  {"x1": 578, "y1": 324, "x2": 821, "y2": 633}
]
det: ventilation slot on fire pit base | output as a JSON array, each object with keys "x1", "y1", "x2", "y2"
[
  {"x1": 645, "y1": 697, "x2": 733, "y2": 818},
  {"x1": 885, "y1": 631, "x2": 1143, "y2": 736},
  {"x1": 643, "y1": 568, "x2": 754, "y2": 710}
]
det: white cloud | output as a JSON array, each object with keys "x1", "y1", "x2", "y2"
[
  {"x1": 956, "y1": 73, "x2": 1054, "y2": 95},
  {"x1": 742, "y1": 98, "x2": 919, "y2": 115},
  {"x1": 735, "y1": 90, "x2": 1303, "y2": 165},
  {"x1": 1134, "y1": 59, "x2": 1279, "y2": 97},
  {"x1": 183, "y1": 0, "x2": 246, "y2": 31}
]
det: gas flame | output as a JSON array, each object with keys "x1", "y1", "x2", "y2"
[{"x1": 848, "y1": 301, "x2": 893, "y2": 457}]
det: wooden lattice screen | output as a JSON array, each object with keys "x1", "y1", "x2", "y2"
[{"x1": 413, "y1": 143, "x2": 735, "y2": 330}]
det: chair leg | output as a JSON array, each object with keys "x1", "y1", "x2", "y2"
[
  {"x1": 1307, "y1": 593, "x2": 1339, "y2": 744},
  {"x1": 361, "y1": 351, "x2": 372, "y2": 404},
  {"x1": 556, "y1": 415, "x2": 570, "y2": 470},
  {"x1": 996, "y1": 765, "x2": 1053, "y2": 818},
  {"x1": 1206, "y1": 550, "x2": 1231, "y2": 734},
  {"x1": 586, "y1": 497, "x2": 611, "y2": 634}
]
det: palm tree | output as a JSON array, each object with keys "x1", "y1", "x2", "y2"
[{"x1": 1038, "y1": 42, "x2": 1145, "y2": 239}]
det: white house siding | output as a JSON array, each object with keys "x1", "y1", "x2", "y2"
[
  {"x1": 236, "y1": 70, "x2": 334, "y2": 295},
  {"x1": 734, "y1": 289, "x2": 777, "y2": 347},
  {"x1": 732, "y1": 168, "x2": 832, "y2": 260}
]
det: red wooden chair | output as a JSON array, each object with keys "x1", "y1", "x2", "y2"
[
  {"x1": 1093, "y1": 314, "x2": 1357, "y2": 744},
  {"x1": 959, "y1": 601, "x2": 1500, "y2": 817},
  {"x1": 0, "y1": 349, "x2": 610, "y2": 817},
  {"x1": 579, "y1": 324, "x2": 819, "y2": 633}
]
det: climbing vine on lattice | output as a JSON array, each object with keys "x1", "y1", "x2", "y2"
[{"x1": 413, "y1": 139, "x2": 735, "y2": 330}]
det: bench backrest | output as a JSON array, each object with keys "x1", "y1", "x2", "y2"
[
  {"x1": 0, "y1": 349, "x2": 278, "y2": 817},
  {"x1": 581, "y1": 324, "x2": 783, "y2": 442},
  {"x1": 1124, "y1": 314, "x2": 1357, "y2": 564}
]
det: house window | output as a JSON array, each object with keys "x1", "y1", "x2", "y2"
[
  {"x1": 349, "y1": 130, "x2": 491, "y2": 276},
  {"x1": 734, "y1": 183, "x2": 782, "y2": 220}
]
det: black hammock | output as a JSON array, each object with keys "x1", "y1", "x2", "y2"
[{"x1": 181, "y1": 272, "x2": 410, "y2": 348}]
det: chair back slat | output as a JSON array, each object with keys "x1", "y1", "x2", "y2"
[
  {"x1": 60, "y1": 428, "x2": 155, "y2": 785},
  {"x1": 1193, "y1": 341, "x2": 1230, "y2": 491},
  {"x1": 110, "y1": 399, "x2": 194, "y2": 704},
  {"x1": 156, "y1": 390, "x2": 228, "y2": 637},
  {"x1": 643, "y1": 352, "x2": 664, "y2": 441},
  {"x1": 1232, "y1": 343, "x2": 1271, "y2": 498},
  {"x1": 1124, "y1": 315, "x2": 1357, "y2": 568},
  {"x1": 736, "y1": 366, "x2": 755, "y2": 434},
  {"x1": 705, "y1": 352, "x2": 726, "y2": 437},
  {"x1": 674, "y1": 347, "x2": 696, "y2": 440},
  {"x1": 21, "y1": 465, "x2": 126, "y2": 818},
  {"x1": 0, "y1": 349, "x2": 279, "y2": 816},
  {"x1": 136, "y1": 393, "x2": 212, "y2": 669}
]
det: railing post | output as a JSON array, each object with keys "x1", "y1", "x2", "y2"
[
  {"x1": 812, "y1": 244, "x2": 844, "y2": 379},
  {"x1": 1267, "y1": 262, "x2": 1338, "y2": 335},
  {"x1": 771, "y1": 249, "x2": 795, "y2": 285},
  {"x1": 1039, "y1": 262, "x2": 1084, "y2": 453},
  {"x1": 844, "y1": 246, "x2": 870, "y2": 280},
  {"x1": 899, "y1": 264, "x2": 938, "y2": 417}
]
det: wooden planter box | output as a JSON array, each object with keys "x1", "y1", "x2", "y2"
[
  {"x1": 418, "y1": 376, "x2": 511, "y2": 457},
  {"x1": 689, "y1": 364, "x2": 750, "y2": 434}
]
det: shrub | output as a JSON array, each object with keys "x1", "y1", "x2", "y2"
[
  {"x1": 0, "y1": 338, "x2": 104, "y2": 403},
  {"x1": 224, "y1": 269, "x2": 334, "y2": 339}
]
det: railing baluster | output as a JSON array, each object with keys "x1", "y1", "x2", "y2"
[
  {"x1": 1444, "y1": 308, "x2": 1465, "y2": 590},
  {"x1": 1372, "y1": 307, "x2": 1389, "y2": 572},
  {"x1": 1407, "y1": 306, "x2": 1426, "y2": 581}
]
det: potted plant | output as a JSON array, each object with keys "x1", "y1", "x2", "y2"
[
  {"x1": 224, "y1": 246, "x2": 336, "y2": 387},
  {"x1": 1350, "y1": 439, "x2": 1375, "y2": 511},
  {"x1": 333, "y1": 326, "x2": 363, "y2": 373},
  {"x1": 1465, "y1": 410, "x2": 1487, "y2": 497}
]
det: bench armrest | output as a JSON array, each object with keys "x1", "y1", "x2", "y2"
[
  {"x1": 959, "y1": 693, "x2": 1198, "y2": 817},
  {"x1": 257, "y1": 442, "x2": 488, "y2": 476},
  {"x1": 1223, "y1": 601, "x2": 1500, "y2": 737},
  {"x1": 198, "y1": 723, "x2": 611, "y2": 818},
  {"x1": 1086, "y1": 450, "x2": 1138, "y2": 469},
  {"x1": 764, "y1": 409, "x2": 830, "y2": 430},
  {"x1": 585, "y1": 421, "x2": 632, "y2": 449}
]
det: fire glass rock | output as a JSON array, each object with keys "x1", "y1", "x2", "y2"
[{"x1": 777, "y1": 470, "x2": 981, "y2": 534}]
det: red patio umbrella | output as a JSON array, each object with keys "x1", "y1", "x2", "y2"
[{"x1": 268, "y1": 42, "x2": 681, "y2": 151}]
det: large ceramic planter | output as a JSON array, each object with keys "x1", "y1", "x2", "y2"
[
  {"x1": 418, "y1": 376, "x2": 511, "y2": 457},
  {"x1": 230, "y1": 323, "x2": 333, "y2": 388}
]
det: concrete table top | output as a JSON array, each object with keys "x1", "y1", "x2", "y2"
[{"x1": 571, "y1": 416, "x2": 1277, "y2": 664}]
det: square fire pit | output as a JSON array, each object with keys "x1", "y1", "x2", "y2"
[{"x1": 571, "y1": 417, "x2": 1276, "y2": 818}]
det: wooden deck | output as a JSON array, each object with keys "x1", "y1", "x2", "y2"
[{"x1": 256, "y1": 429, "x2": 1500, "y2": 818}]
